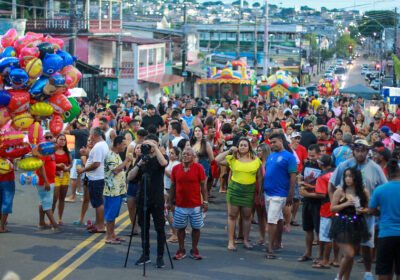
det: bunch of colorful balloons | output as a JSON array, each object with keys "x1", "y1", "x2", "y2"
[
  {"x1": 0, "y1": 28, "x2": 81, "y2": 172},
  {"x1": 317, "y1": 78, "x2": 340, "y2": 97}
]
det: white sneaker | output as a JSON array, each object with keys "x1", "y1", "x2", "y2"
[
  {"x1": 364, "y1": 272, "x2": 374, "y2": 280},
  {"x1": 334, "y1": 274, "x2": 341, "y2": 280}
]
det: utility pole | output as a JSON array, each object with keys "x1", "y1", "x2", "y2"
[
  {"x1": 299, "y1": 35, "x2": 302, "y2": 86},
  {"x1": 394, "y1": 7, "x2": 398, "y2": 87},
  {"x1": 263, "y1": 0, "x2": 268, "y2": 77},
  {"x1": 254, "y1": 10, "x2": 258, "y2": 74},
  {"x1": 181, "y1": 1, "x2": 187, "y2": 95},
  {"x1": 69, "y1": 0, "x2": 77, "y2": 57},
  {"x1": 236, "y1": 1, "x2": 242, "y2": 59},
  {"x1": 11, "y1": 0, "x2": 16, "y2": 19}
]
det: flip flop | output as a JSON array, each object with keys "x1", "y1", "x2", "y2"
[
  {"x1": 114, "y1": 237, "x2": 125, "y2": 242},
  {"x1": 298, "y1": 255, "x2": 312, "y2": 262},
  {"x1": 105, "y1": 240, "x2": 121, "y2": 245},
  {"x1": 312, "y1": 263, "x2": 331, "y2": 269},
  {"x1": 266, "y1": 252, "x2": 277, "y2": 259},
  {"x1": 252, "y1": 240, "x2": 265, "y2": 247},
  {"x1": 330, "y1": 262, "x2": 340, "y2": 267},
  {"x1": 313, "y1": 258, "x2": 322, "y2": 264},
  {"x1": 234, "y1": 238, "x2": 244, "y2": 244},
  {"x1": 227, "y1": 247, "x2": 237, "y2": 252},
  {"x1": 243, "y1": 244, "x2": 253, "y2": 250},
  {"x1": 0, "y1": 228, "x2": 11, "y2": 233},
  {"x1": 73, "y1": 221, "x2": 82, "y2": 225},
  {"x1": 290, "y1": 221, "x2": 300, "y2": 226},
  {"x1": 88, "y1": 228, "x2": 106, "y2": 233}
]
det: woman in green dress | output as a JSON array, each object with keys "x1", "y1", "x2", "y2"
[{"x1": 216, "y1": 137, "x2": 263, "y2": 251}]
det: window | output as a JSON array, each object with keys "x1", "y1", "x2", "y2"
[
  {"x1": 156, "y1": 47, "x2": 164, "y2": 64},
  {"x1": 148, "y1": 48, "x2": 156, "y2": 66},
  {"x1": 139, "y1": 49, "x2": 147, "y2": 67}
]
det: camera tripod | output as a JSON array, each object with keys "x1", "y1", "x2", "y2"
[{"x1": 124, "y1": 172, "x2": 174, "y2": 276}]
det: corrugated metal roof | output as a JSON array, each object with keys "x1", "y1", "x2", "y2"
[{"x1": 90, "y1": 36, "x2": 168, "y2": 45}]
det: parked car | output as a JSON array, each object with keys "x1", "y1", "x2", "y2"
[
  {"x1": 299, "y1": 87, "x2": 307, "y2": 97},
  {"x1": 324, "y1": 72, "x2": 333, "y2": 78},
  {"x1": 306, "y1": 85, "x2": 317, "y2": 95},
  {"x1": 361, "y1": 68, "x2": 369, "y2": 75},
  {"x1": 370, "y1": 79, "x2": 382, "y2": 90}
]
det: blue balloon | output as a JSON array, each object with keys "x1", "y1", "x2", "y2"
[
  {"x1": 0, "y1": 47, "x2": 17, "y2": 59},
  {"x1": 9, "y1": 68, "x2": 29, "y2": 89},
  {"x1": 0, "y1": 90, "x2": 11, "y2": 106},
  {"x1": 29, "y1": 76, "x2": 48, "y2": 100},
  {"x1": 277, "y1": 79, "x2": 283, "y2": 84},
  {"x1": 42, "y1": 53, "x2": 63, "y2": 76},
  {"x1": 56, "y1": 49, "x2": 76, "y2": 69},
  {"x1": 0, "y1": 57, "x2": 19, "y2": 75},
  {"x1": 38, "y1": 141, "x2": 55, "y2": 156}
]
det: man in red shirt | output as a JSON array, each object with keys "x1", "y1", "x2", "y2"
[
  {"x1": 35, "y1": 140, "x2": 61, "y2": 231},
  {"x1": 170, "y1": 147, "x2": 208, "y2": 260}
]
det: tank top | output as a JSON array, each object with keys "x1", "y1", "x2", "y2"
[
  {"x1": 55, "y1": 152, "x2": 69, "y2": 171},
  {"x1": 105, "y1": 127, "x2": 113, "y2": 147}
]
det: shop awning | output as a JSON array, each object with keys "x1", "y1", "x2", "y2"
[{"x1": 140, "y1": 74, "x2": 184, "y2": 88}]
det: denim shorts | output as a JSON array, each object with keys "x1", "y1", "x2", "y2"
[
  {"x1": 88, "y1": 179, "x2": 104, "y2": 208},
  {"x1": 70, "y1": 159, "x2": 85, "y2": 180},
  {"x1": 36, "y1": 184, "x2": 55, "y2": 211},
  {"x1": 126, "y1": 182, "x2": 139, "y2": 199},
  {"x1": 0, "y1": 180, "x2": 15, "y2": 214}
]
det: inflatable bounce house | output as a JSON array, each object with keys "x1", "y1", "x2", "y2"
[
  {"x1": 197, "y1": 60, "x2": 256, "y2": 101},
  {"x1": 258, "y1": 70, "x2": 300, "y2": 101}
]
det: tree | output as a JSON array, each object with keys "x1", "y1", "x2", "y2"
[
  {"x1": 357, "y1": 10, "x2": 396, "y2": 37},
  {"x1": 252, "y1": 2, "x2": 260, "y2": 8},
  {"x1": 232, "y1": 0, "x2": 248, "y2": 6},
  {"x1": 335, "y1": 34, "x2": 356, "y2": 58},
  {"x1": 321, "y1": 48, "x2": 334, "y2": 61}
]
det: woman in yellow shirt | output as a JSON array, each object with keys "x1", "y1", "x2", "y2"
[{"x1": 216, "y1": 137, "x2": 263, "y2": 251}]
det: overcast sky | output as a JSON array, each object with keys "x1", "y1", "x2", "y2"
[{"x1": 206, "y1": 0, "x2": 397, "y2": 11}]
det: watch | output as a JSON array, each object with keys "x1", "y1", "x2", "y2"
[{"x1": 203, "y1": 201, "x2": 208, "y2": 204}]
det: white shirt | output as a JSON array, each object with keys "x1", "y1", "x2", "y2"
[
  {"x1": 164, "y1": 160, "x2": 180, "y2": 189},
  {"x1": 86, "y1": 140, "x2": 109, "y2": 180}
]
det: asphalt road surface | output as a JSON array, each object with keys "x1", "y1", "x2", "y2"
[{"x1": 0, "y1": 58, "x2": 373, "y2": 280}]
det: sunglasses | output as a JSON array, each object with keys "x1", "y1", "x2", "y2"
[{"x1": 45, "y1": 136, "x2": 53, "y2": 140}]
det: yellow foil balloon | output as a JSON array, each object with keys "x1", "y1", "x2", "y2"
[
  {"x1": 29, "y1": 102, "x2": 54, "y2": 117},
  {"x1": 0, "y1": 158, "x2": 12, "y2": 174},
  {"x1": 25, "y1": 57, "x2": 43, "y2": 80},
  {"x1": 18, "y1": 157, "x2": 43, "y2": 171},
  {"x1": 12, "y1": 113, "x2": 34, "y2": 130}
]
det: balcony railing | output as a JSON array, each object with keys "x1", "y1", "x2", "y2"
[
  {"x1": 100, "y1": 66, "x2": 134, "y2": 79},
  {"x1": 26, "y1": 18, "x2": 121, "y2": 33}
]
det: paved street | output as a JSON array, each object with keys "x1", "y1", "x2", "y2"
[
  {"x1": 1, "y1": 171, "x2": 369, "y2": 280},
  {"x1": 0, "y1": 58, "x2": 374, "y2": 280}
]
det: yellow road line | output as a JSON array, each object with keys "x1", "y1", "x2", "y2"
[
  {"x1": 52, "y1": 218, "x2": 132, "y2": 280},
  {"x1": 32, "y1": 210, "x2": 129, "y2": 280}
]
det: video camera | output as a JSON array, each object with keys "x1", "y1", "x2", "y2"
[{"x1": 140, "y1": 144, "x2": 151, "y2": 161}]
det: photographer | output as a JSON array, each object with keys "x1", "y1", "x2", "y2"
[{"x1": 127, "y1": 134, "x2": 168, "y2": 268}]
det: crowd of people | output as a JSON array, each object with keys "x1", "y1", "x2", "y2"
[{"x1": 0, "y1": 89, "x2": 400, "y2": 279}]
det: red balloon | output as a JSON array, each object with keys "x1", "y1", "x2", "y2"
[
  {"x1": 48, "y1": 93, "x2": 72, "y2": 114},
  {"x1": 0, "y1": 142, "x2": 31, "y2": 158},
  {"x1": 7, "y1": 90, "x2": 30, "y2": 114},
  {"x1": 49, "y1": 114, "x2": 63, "y2": 135}
]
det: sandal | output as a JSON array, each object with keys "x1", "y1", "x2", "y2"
[
  {"x1": 114, "y1": 237, "x2": 125, "y2": 242},
  {"x1": 312, "y1": 263, "x2": 331, "y2": 269},
  {"x1": 290, "y1": 221, "x2": 300, "y2": 226},
  {"x1": 313, "y1": 258, "x2": 322, "y2": 264},
  {"x1": 330, "y1": 262, "x2": 340, "y2": 267},
  {"x1": 297, "y1": 255, "x2": 312, "y2": 262},
  {"x1": 266, "y1": 252, "x2": 277, "y2": 259},
  {"x1": 227, "y1": 246, "x2": 237, "y2": 252},
  {"x1": 243, "y1": 244, "x2": 253, "y2": 250},
  {"x1": 105, "y1": 240, "x2": 121, "y2": 245},
  {"x1": 88, "y1": 227, "x2": 106, "y2": 233},
  {"x1": 234, "y1": 237, "x2": 244, "y2": 244},
  {"x1": 252, "y1": 240, "x2": 265, "y2": 247}
]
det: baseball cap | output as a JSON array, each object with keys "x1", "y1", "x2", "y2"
[
  {"x1": 380, "y1": 126, "x2": 391, "y2": 136},
  {"x1": 353, "y1": 139, "x2": 370, "y2": 148},
  {"x1": 121, "y1": 116, "x2": 132, "y2": 123},
  {"x1": 77, "y1": 117, "x2": 87, "y2": 126},
  {"x1": 291, "y1": 132, "x2": 301, "y2": 138},
  {"x1": 207, "y1": 108, "x2": 216, "y2": 114},
  {"x1": 147, "y1": 104, "x2": 155, "y2": 110},
  {"x1": 292, "y1": 105, "x2": 300, "y2": 110},
  {"x1": 373, "y1": 147, "x2": 391, "y2": 161}
]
